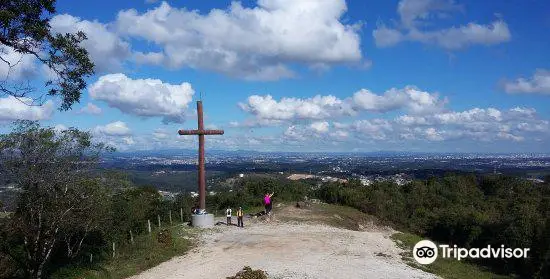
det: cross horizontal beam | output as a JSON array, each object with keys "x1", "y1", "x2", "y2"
[{"x1": 178, "y1": 129, "x2": 224, "y2": 135}]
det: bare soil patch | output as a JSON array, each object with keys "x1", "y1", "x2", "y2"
[{"x1": 129, "y1": 204, "x2": 438, "y2": 279}]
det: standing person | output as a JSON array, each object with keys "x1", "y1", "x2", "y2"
[
  {"x1": 237, "y1": 207, "x2": 244, "y2": 227},
  {"x1": 264, "y1": 192, "x2": 274, "y2": 215},
  {"x1": 226, "y1": 207, "x2": 232, "y2": 225}
]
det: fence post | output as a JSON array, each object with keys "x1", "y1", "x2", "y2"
[
  {"x1": 158, "y1": 214, "x2": 161, "y2": 228},
  {"x1": 112, "y1": 242, "x2": 115, "y2": 258},
  {"x1": 148, "y1": 220, "x2": 151, "y2": 234},
  {"x1": 180, "y1": 208, "x2": 183, "y2": 223},
  {"x1": 169, "y1": 210, "x2": 172, "y2": 225},
  {"x1": 130, "y1": 230, "x2": 134, "y2": 244},
  {"x1": 89, "y1": 253, "x2": 93, "y2": 264}
]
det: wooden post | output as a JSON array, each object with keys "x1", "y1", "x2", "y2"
[
  {"x1": 158, "y1": 214, "x2": 161, "y2": 228},
  {"x1": 89, "y1": 253, "x2": 93, "y2": 264},
  {"x1": 148, "y1": 219, "x2": 151, "y2": 234},
  {"x1": 180, "y1": 208, "x2": 183, "y2": 223},
  {"x1": 130, "y1": 230, "x2": 134, "y2": 244},
  {"x1": 169, "y1": 210, "x2": 172, "y2": 225},
  {"x1": 112, "y1": 242, "x2": 115, "y2": 258}
]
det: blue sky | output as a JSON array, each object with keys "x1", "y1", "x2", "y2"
[{"x1": 1, "y1": 0, "x2": 549, "y2": 152}]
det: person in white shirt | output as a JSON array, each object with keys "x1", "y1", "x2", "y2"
[{"x1": 226, "y1": 207, "x2": 232, "y2": 226}]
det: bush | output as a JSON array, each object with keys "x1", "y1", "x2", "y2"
[{"x1": 226, "y1": 266, "x2": 268, "y2": 279}]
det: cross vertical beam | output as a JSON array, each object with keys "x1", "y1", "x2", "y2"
[
  {"x1": 178, "y1": 101, "x2": 224, "y2": 210},
  {"x1": 197, "y1": 101, "x2": 205, "y2": 210}
]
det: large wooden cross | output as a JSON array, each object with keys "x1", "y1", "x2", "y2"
[{"x1": 178, "y1": 101, "x2": 224, "y2": 210}]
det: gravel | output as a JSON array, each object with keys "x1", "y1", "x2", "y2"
[{"x1": 129, "y1": 217, "x2": 439, "y2": 279}]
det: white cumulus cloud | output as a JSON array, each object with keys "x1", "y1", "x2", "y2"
[
  {"x1": 50, "y1": 14, "x2": 131, "y2": 72},
  {"x1": 0, "y1": 46, "x2": 37, "y2": 81},
  {"x1": 424, "y1": 127, "x2": 444, "y2": 141},
  {"x1": 94, "y1": 121, "x2": 132, "y2": 136},
  {"x1": 152, "y1": 128, "x2": 170, "y2": 140},
  {"x1": 350, "y1": 119, "x2": 393, "y2": 140},
  {"x1": 272, "y1": 104, "x2": 549, "y2": 147},
  {"x1": 502, "y1": 69, "x2": 550, "y2": 95},
  {"x1": 392, "y1": 107, "x2": 548, "y2": 141},
  {"x1": 89, "y1": 73, "x2": 194, "y2": 123},
  {"x1": 239, "y1": 94, "x2": 353, "y2": 122},
  {"x1": 0, "y1": 96, "x2": 54, "y2": 122},
  {"x1": 353, "y1": 86, "x2": 446, "y2": 114},
  {"x1": 310, "y1": 121, "x2": 330, "y2": 133},
  {"x1": 283, "y1": 121, "x2": 335, "y2": 142},
  {"x1": 237, "y1": 86, "x2": 446, "y2": 126},
  {"x1": 115, "y1": 0, "x2": 363, "y2": 80}
]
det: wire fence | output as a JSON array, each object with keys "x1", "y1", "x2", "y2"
[{"x1": 99, "y1": 208, "x2": 189, "y2": 263}]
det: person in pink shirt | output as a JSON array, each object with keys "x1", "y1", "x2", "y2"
[{"x1": 264, "y1": 192, "x2": 274, "y2": 215}]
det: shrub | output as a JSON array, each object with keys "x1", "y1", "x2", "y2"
[{"x1": 226, "y1": 266, "x2": 268, "y2": 279}]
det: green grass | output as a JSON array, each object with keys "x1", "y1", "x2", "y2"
[
  {"x1": 391, "y1": 232, "x2": 511, "y2": 279},
  {"x1": 51, "y1": 225, "x2": 194, "y2": 279}
]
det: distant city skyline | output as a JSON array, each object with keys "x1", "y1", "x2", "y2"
[
  {"x1": 109, "y1": 148, "x2": 550, "y2": 156},
  {"x1": 1, "y1": 0, "x2": 549, "y2": 152}
]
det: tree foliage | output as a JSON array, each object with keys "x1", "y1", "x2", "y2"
[
  {"x1": 316, "y1": 174, "x2": 550, "y2": 278},
  {"x1": 0, "y1": 121, "x2": 111, "y2": 278},
  {"x1": 0, "y1": 123, "x2": 197, "y2": 278},
  {"x1": 109, "y1": 186, "x2": 163, "y2": 241},
  {"x1": 0, "y1": 0, "x2": 94, "y2": 110},
  {"x1": 206, "y1": 177, "x2": 311, "y2": 213}
]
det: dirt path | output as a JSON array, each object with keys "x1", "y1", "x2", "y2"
[{"x1": 130, "y1": 206, "x2": 438, "y2": 279}]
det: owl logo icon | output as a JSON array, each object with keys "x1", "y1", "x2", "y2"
[{"x1": 413, "y1": 240, "x2": 438, "y2": 264}]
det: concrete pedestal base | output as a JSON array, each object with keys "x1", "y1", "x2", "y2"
[{"x1": 191, "y1": 214, "x2": 214, "y2": 228}]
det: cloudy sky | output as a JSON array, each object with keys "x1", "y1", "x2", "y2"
[{"x1": 1, "y1": 0, "x2": 549, "y2": 152}]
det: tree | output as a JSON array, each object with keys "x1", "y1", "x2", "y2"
[
  {"x1": 0, "y1": 0, "x2": 94, "y2": 110},
  {"x1": 59, "y1": 179, "x2": 111, "y2": 260},
  {"x1": 0, "y1": 121, "x2": 112, "y2": 278}
]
